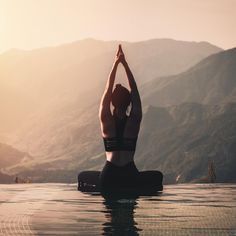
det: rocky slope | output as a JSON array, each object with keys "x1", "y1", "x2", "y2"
[
  {"x1": 136, "y1": 102, "x2": 236, "y2": 183},
  {"x1": 142, "y1": 48, "x2": 236, "y2": 106}
]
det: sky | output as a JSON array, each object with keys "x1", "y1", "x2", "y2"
[{"x1": 0, "y1": 0, "x2": 236, "y2": 53}]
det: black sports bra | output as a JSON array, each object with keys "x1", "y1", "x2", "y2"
[{"x1": 103, "y1": 115, "x2": 137, "y2": 151}]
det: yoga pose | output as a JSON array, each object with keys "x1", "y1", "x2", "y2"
[
  {"x1": 99, "y1": 45, "x2": 162, "y2": 192},
  {"x1": 78, "y1": 45, "x2": 163, "y2": 194}
]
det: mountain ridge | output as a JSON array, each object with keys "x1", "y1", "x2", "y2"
[
  {"x1": 135, "y1": 102, "x2": 236, "y2": 183},
  {"x1": 142, "y1": 47, "x2": 236, "y2": 106},
  {"x1": 0, "y1": 38, "x2": 221, "y2": 56},
  {"x1": 1, "y1": 39, "x2": 236, "y2": 184}
]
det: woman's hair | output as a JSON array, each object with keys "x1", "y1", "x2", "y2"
[{"x1": 112, "y1": 84, "x2": 131, "y2": 110}]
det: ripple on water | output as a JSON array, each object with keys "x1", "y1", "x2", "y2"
[{"x1": 0, "y1": 183, "x2": 236, "y2": 235}]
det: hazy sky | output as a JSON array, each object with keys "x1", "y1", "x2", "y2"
[{"x1": 1, "y1": 0, "x2": 235, "y2": 52}]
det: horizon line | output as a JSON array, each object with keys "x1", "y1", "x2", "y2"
[{"x1": 0, "y1": 37, "x2": 228, "y2": 55}]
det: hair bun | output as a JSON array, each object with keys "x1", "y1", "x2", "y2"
[{"x1": 112, "y1": 84, "x2": 131, "y2": 109}]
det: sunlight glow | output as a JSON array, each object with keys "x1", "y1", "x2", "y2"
[{"x1": 0, "y1": 0, "x2": 236, "y2": 53}]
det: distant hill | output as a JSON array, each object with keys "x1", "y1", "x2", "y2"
[
  {"x1": 2, "y1": 39, "x2": 236, "y2": 184},
  {"x1": 0, "y1": 38, "x2": 221, "y2": 133},
  {"x1": 0, "y1": 142, "x2": 33, "y2": 183},
  {"x1": 0, "y1": 143, "x2": 31, "y2": 169},
  {"x1": 10, "y1": 102, "x2": 236, "y2": 184},
  {"x1": 142, "y1": 48, "x2": 236, "y2": 106},
  {"x1": 136, "y1": 103, "x2": 236, "y2": 183},
  {"x1": 0, "y1": 172, "x2": 13, "y2": 184}
]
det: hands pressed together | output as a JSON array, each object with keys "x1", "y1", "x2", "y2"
[{"x1": 115, "y1": 44, "x2": 127, "y2": 65}]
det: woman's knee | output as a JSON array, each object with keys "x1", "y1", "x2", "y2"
[
  {"x1": 146, "y1": 171, "x2": 163, "y2": 183},
  {"x1": 139, "y1": 170, "x2": 163, "y2": 183},
  {"x1": 154, "y1": 171, "x2": 163, "y2": 180}
]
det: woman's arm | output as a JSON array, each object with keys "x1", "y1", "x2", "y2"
[
  {"x1": 120, "y1": 48, "x2": 142, "y2": 122},
  {"x1": 99, "y1": 52, "x2": 120, "y2": 122}
]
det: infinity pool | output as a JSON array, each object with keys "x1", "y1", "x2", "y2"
[{"x1": 0, "y1": 183, "x2": 236, "y2": 235}]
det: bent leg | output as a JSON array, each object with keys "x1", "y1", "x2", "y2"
[
  {"x1": 78, "y1": 171, "x2": 101, "y2": 191},
  {"x1": 138, "y1": 170, "x2": 163, "y2": 188}
]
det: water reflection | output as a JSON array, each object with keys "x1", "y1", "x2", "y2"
[
  {"x1": 100, "y1": 191, "x2": 163, "y2": 235},
  {"x1": 1, "y1": 184, "x2": 236, "y2": 235},
  {"x1": 102, "y1": 197, "x2": 141, "y2": 235}
]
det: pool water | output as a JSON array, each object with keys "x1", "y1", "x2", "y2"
[{"x1": 0, "y1": 183, "x2": 236, "y2": 235}]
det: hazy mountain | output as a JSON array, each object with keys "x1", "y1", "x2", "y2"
[
  {"x1": 0, "y1": 172, "x2": 13, "y2": 184},
  {"x1": 2, "y1": 39, "x2": 236, "y2": 184},
  {"x1": 0, "y1": 143, "x2": 32, "y2": 183},
  {"x1": 136, "y1": 102, "x2": 236, "y2": 183},
  {"x1": 142, "y1": 48, "x2": 236, "y2": 106},
  {"x1": 9, "y1": 102, "x2": 236, "y2": 184},
  {"x1": 0, "y1": 38, "x2": 221, "y2": 133},
  {"x1": 0, "y1": 143, "x2": 32, "y2": 169}
]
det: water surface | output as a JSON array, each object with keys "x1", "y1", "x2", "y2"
[{"x1": 0, "y1": 183, "x2": 236, "y2": 235}]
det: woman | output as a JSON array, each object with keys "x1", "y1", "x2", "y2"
[{"x1": 98, "y1": 45, "x2": 163, "y2": 193}]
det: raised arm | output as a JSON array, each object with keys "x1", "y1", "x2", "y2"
[
  {"x1": 99, "y1": 48, "x2": 120, "y2": 122},
  {"x1": 120, "y1": 47, "x2": 142, "y2": 122}
]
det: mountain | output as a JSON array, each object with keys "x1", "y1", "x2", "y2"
[
  {"x1": 0, "y1": 172, "x2": 13, "y2": 184},
  {"x1": 0, "y1": 38, "x2": 221, "y2": 134},
  {"x1": 0, "y1": 142, "x2": 33, "y2": 183},
  {"x1": 8, "y1": 102, "x2": 236, "y2": 184},
  {"x1": 142, "y1": 48, "x2": 236, "y2": 106},
  {"x1": 135, "y1": 102, "x2": 236, "y2": 183},
  {"x1": 3, "y1": 39, "x2": 235, "y2": 183},
  {"x1": 0, "y1": 143, "x2": 32, "y2": 169}
]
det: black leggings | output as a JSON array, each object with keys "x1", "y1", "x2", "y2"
[{"x1": 99, "y1": 161, "x2": 163, "y2": 191}]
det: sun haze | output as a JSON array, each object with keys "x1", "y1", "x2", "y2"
[{"x1": 0, "y1": 0, "x2": 235, "y2": 52}]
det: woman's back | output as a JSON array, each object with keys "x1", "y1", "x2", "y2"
[
  {"x1": 103, "y1": 114, "x2": 139, "y2": 166},
  {"x1": 78, "y1": 45, "x2": 163, "y2": 194}
]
